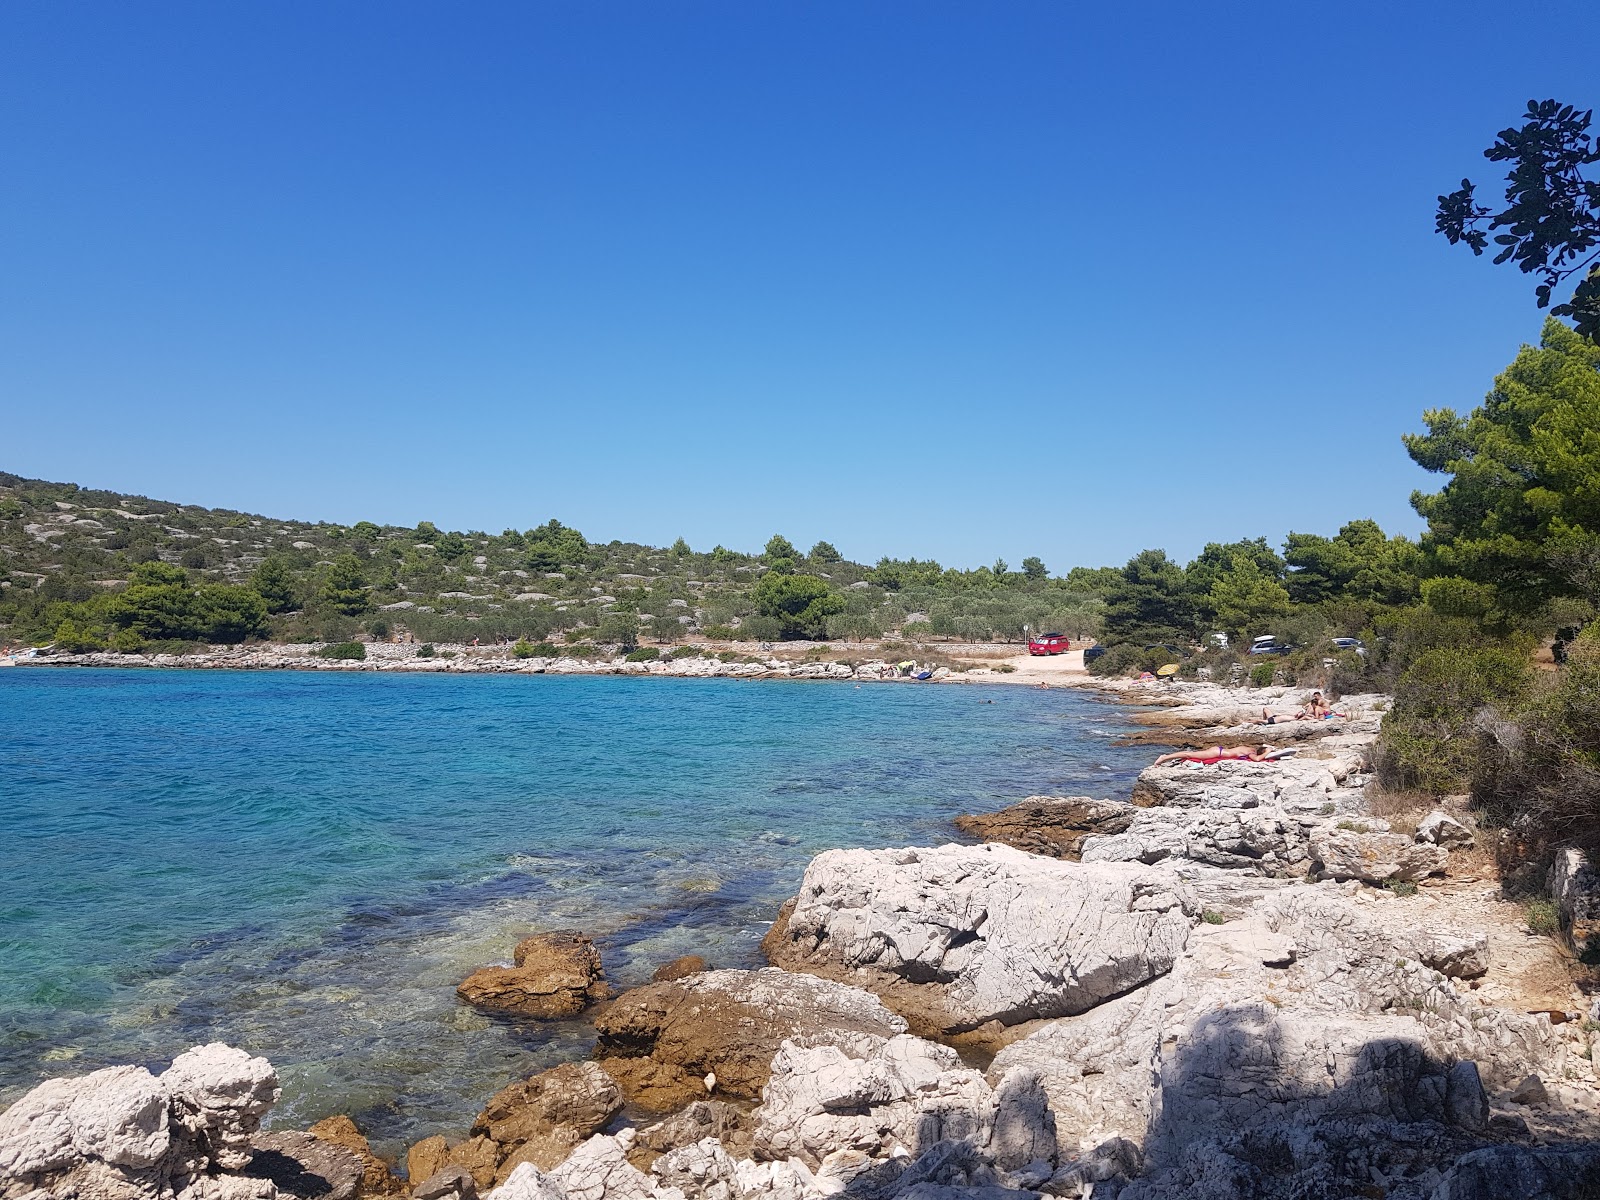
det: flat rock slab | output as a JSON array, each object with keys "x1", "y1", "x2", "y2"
[
  {"x1": 763, "y1": 843, "x2": 1198, "y2": 1040},
  {"x1": 952, "y1": 797, "x2": 1133, "y2": 860}
]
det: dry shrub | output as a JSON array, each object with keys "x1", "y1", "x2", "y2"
[
  {"x1": 1365, "y1": 786, "x2": 1436, "y2": 836},
  {"x1": 1474, "y1": 638, "x2": 1600, "y2": 858}
]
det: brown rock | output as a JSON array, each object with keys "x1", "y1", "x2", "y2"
[
  {"x1": 309, "y1": 1115, "x2": 405, "y2": 1197},
  {"x1": 456, "y1": 931, "x2": 610, "y2": 1019},
  {"x1": 406, "y1": 1137, "x2": 451, "y2": 1187},
  {"x1": 631, "y1": 1100, "x2": 752, "y2": 1170},
  {"x1": 593, "y1": 967, "x2": 906, "y2": 1112},
  {"x1": 470, "y1": 1061, "x2": 622, "y2": 1181},
  {"x1": 247, "y1": 1131, "x2": 365, "y2": 1200},
  {"x1": 953, "y1": 796, "x2": 1134, "y2": 860},
  {"x1": 412, "y1": 1167, "x2": 477, "y2": 1200},
  {"x1": 590, "y1": 1055, "x2": 706, "y2": 1116},
  {"x1": 442, "y1": 1136, "x2": 499, "y2": 1191},
  {"x1": 651, "y1": 955, "x2": 708, "y2": 983}
]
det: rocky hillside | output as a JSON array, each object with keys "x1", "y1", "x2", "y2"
[{"x1": 0, "y1": 471, "x2": 1104, "y2": 649}]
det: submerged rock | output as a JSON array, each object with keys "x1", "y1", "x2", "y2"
[{"x1": 650, "y1": 957, "x2": 708, "y2": 984}]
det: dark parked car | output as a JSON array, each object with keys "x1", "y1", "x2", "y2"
[
  {"x1": 1248, "y1": 635, "x2": 1293, "y2": 656},
  {"x1": 1083, "y1": 645, "x2": 1108, "y2": 665},
  {"x1": 1331, "y1": 637, "x2": 1367, "y2": 656}
]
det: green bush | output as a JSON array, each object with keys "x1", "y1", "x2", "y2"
[
  {"x1": 513, "y1": 640, "x2": 557, "y2": 658},
  {"x1": 53, "y1": 618, "x2": 104, "y2": 653},
  {"x1": 1474, "y1": 636, "x2": 1600, "y2": 852},
  {"x1": 1376, "y1": 643, "x2": 1532, "y2": 794},
  {"x1": 669, "y1": 645, "x2": 704, "y2": 659},
  {"x1": 698, "y1": 624, "x2": 739, "y2": 641},
  {"x1": 1249, "y1": 662, "x2": 1276, "y2": 687},
  {"x1": 107, "y1": 628, "x2": 145, "y2": 654},
  {"x1": 315, "y1": 641, "x2": 366, "y2": 660},
  {"x1": 750, "y1": 572, "x2": 843, "y2": 639},
  {"x1": 739, "y1": 615, "x2": 783, "y2": 642},
  {"x1": 595, "y1": 612, "x2": 639, "y2": 649},
  {"x1": 647, "y1": 613, "x2": 683, "y2": 643},
  {"x1": 625, "y1": 646, "x2": 661, "y2": 662},
  {"x1": 318, "y1": 554, "x2": 371, "y2": 617},
  {"x1": 1525, "y1": 898, "x2": 1561, "y2": 936},
  {"x1": 416, "y1": 643, "x2": 436, "y2": 658},
  {"x1": 512, "y1": 638, "x2": 535, "y2": 658}
]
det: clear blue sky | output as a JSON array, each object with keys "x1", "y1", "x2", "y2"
[{"x1": 3, "y1": 3, "x2": 1596, "y2": 571}]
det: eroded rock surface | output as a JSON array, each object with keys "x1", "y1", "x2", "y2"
[
  {"x1": 593, "y1": 969, "x2": 906, "y2": 1111},
  {"x1": 457, "y1": 933, "x2": 610, "y2": 1020},
  {"x1": 471, "y1": 1062, "x2": 623, "y2": 1181},
  {"x1": 762, "y1": 844, "x2": 1197, "y2": 1041},
  {"x1": 951, "y1": 797, "x2": 1133, "y2": 860},
  {"x1": 0, "y1": 1043, "x2": 280, "y2": 1200},
  {"x1": 1310, "y1": 829, "x2": 1449, "y2": 882}
]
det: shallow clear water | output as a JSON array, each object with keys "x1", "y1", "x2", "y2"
[{"x1": 0, "y1": 668, "x2": 1144, "y2": 1152}]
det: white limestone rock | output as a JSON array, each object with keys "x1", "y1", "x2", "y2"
[
  {"x1": 766, "y1": 844, "x2": 1197, "y2": 1033},
  {"x1": 1551, "y1": 847, "x2": 1600, "y2": 942},
  {"x1": 161, "y1": 1044, "x2": 280, "y2": 1172},
  {"x1": 485, "y1": 1162, "x2": 567, "y2": 1200},
  {"x1": 548, "y1": 1134, "x2": 666, "y2": 1200},
  {"x1": 752, "y1": 1033, "x2": 1055, "y2": 1177},
  {"x1": 0, "y1": 1068, "x2": 169, "y2": 1181},
  {"x1": 649, "y1": 1140, "x2": 739, "y2": 1200},
  {"x1": 1309, "y1": 829, "x2": 1449, "y2": 883},
  {"x1": 1079, "y1": 805, "x2": 1308, "y2": 874},
  {"x1": 0, "y1": 1045, "x2": 280, "y2": 1200},
  {"x1": 1416, "y1": 810, "x2": 1475, "y2": 849}
]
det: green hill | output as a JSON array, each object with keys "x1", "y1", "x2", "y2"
[{"x1": 0, "y1": 472, "x2": 1106, "y2": 652}]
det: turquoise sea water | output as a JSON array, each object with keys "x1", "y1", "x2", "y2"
[{"x1": 0, "y1": 668, "x2": 1146, "y2": 1152}]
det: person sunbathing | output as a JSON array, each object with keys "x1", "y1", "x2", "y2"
[
  {"x1": 1261, "y1": 691, "x2": 1345, "y2": 723},
  {"x1": 1153, "y1": 743, "x2": 1274, "y2": 767}
]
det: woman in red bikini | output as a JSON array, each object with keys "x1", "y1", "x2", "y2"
[{"x1": 1152, "y1": 743, "x2": 1275, "y2": 767}]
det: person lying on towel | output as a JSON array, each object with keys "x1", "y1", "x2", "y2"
[{"x1": 1152, "y1": 743, "x2": 1278, "y2": 767}]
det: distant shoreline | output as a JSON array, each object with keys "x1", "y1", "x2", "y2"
[{"x1": 3, "y1": 640, "x2": 1101, "y2": 687}]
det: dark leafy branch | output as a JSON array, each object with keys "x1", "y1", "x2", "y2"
[{"x1": 1437, "y1": 98, "x2": 1600, "y2": 341}]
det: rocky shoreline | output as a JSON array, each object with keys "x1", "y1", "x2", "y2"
[
  {"x1": 6, "y1": 681, "x2": 1600, "y2": 1200},
  {"x1": 6, "y1": 642, "x2": 976, "y2": 683}
]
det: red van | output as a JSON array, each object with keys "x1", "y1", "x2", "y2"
[{"x1": 1027, "y1": 633, "x2": 1071, "y2": 656}]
